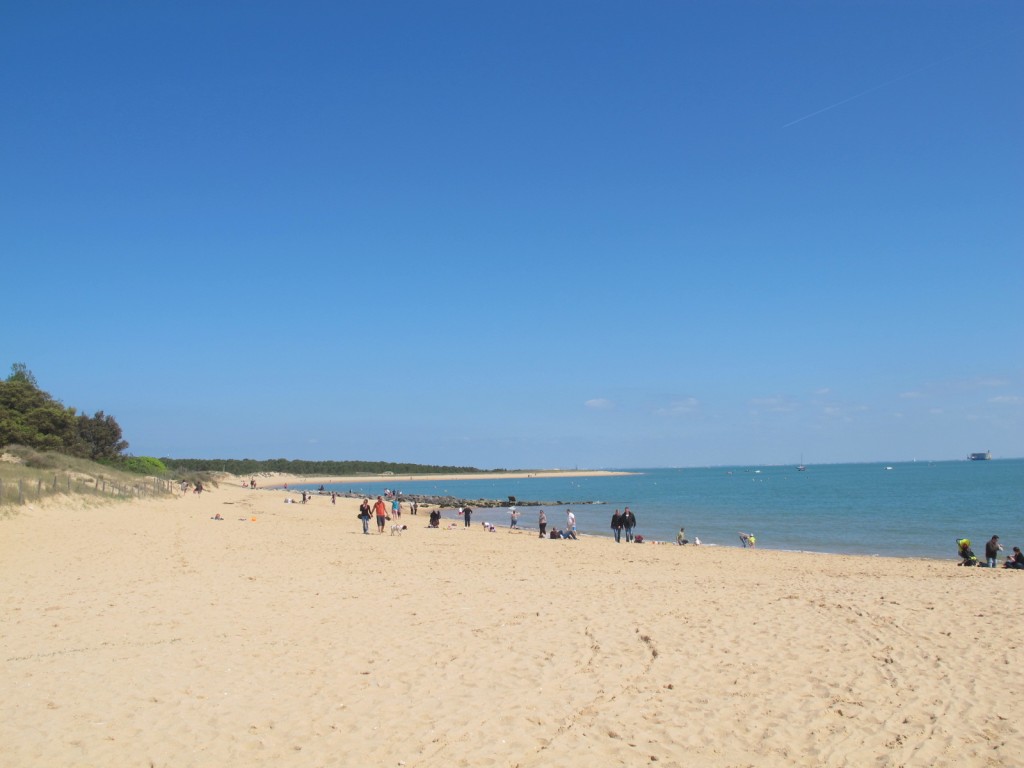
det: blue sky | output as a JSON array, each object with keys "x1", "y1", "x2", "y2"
[{"x1": 2, "y1": 1, "x2": 1021, "y2": 468}]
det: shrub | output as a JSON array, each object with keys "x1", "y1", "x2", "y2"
[{"x1": 123, "y1": 456, "x2": 168, "y2": 475}]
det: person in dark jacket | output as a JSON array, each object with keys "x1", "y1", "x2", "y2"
[
  {"x1": 358, "y1": 499, "x2": 371, "y2": 535},
  {"x1": 610, "y1": 509, "x2": 623, "y2": 543},
  {"x1": 622, "y1": 507, "x2": 637, "y2": 543},
  {"x1": 1005, "y1": 546, "x2": 1024, "y2": 569},
  {"x1": 985, "y1": 535, "x2": 1003, "y2": 568}
]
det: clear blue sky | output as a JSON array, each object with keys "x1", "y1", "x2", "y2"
[{"x1": 3, "y1": 2, "x2": 1021, "y2": 468}]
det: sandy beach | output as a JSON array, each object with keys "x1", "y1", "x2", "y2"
[{"x1": 2, "y1": 479, "x2": 1021, "y2": 767}]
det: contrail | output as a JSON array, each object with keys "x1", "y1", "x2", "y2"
[{"x1": 782, "y1": 57, "x2": 948, "y2": 128}]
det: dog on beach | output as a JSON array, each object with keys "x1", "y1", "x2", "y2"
[{"x1": 391, "y1": 524, "x2": 404, "y2": 536}]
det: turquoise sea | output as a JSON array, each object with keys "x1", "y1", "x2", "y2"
[{"x1": 302, "y1": 459, "x2": 1023, "y2": 561}]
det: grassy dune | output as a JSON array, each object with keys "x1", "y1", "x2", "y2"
[{"x1": 0, "y1": 446, "x2": 177, "y2": 514}]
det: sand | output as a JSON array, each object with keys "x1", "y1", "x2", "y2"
[{"x1": 2, "y1": 479, "x2": 1021, "y2": 767}]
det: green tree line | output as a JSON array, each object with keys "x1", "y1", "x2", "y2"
[
  {"x1": 158, "y1": 458, "x2": 491, "y2": 476},
  {"x1": 1, "y1": 363, "x2": 495, "y2": 478},
  {"x1": 0, "y1": 364, "x2": 129, "y2": 461}
]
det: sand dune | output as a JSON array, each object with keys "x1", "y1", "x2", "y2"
[{"x1": 2, "y1": 480, "x2": 1021, "y2": 767}]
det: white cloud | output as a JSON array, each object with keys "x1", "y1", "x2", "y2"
[
  {"x1": 989, "y1": 395, "x2": 1023, "y2": 404},
  {"x1": 749, "y1": 396, "x2": 796, "y2": 413},
  {"x1": 585, "y1": 398, "x2": 614, "y2": 411},
  {"x1": 655, "y1": 397, "x2": 699, "y2": 416}
]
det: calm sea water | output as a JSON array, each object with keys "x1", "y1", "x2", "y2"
[{"x1": 302, "y1": 459, "x2": 1023, "y2": 560}]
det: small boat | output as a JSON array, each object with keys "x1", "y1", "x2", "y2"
[{"x1": 968, "y1": 451, "x2": 992, "y2": 461}]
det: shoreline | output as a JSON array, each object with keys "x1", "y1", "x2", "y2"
[
  {"x1": 251, "y1": 468, "x2": 635, "y2": 488},
  {"x1": 212, "y1": 473, "x2": 1003, "y2": 564}
]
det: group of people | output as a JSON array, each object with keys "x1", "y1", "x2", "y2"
[
  {"x1": 357, "y1": 497, "x2": 393, "y2": 534},
  {"x1": 609, "y1": 508, "x2": 637, "y2": 542},
  {"x1": 536, "y1": 508, "x2": 578, "y2": 539},
  {"x1": 957, "y1": 535, "x2": 1024, "y2": 568}
]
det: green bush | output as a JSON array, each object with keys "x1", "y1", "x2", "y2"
[{"x1": 123, "y1": 456, "x2": 168, "y2": 475}]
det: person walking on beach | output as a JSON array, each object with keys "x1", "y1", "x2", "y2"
[
  {"x1": 610, "y1": 509, "x2": 623, "y2": 543},
  {"x1": 358, "y1": 499, "x2": 372, "y2": 535},
  {"x1": 374, "y1": 496, "x2": 388, "y2": 534},
  {"x1": 622, "y1": 507, "x2": 636, "y2": 542},
  {"x1": 985, "y1": 535, "x2": 1003, "y2": 568},
  {"x1": 462, "y1": 506, "x2": 472, "y2": 527},
  {"x1": 538, "y1": 509, "x2": 547, "y2": 538}
]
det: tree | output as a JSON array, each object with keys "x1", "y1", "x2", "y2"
[
  {"x1": 0, "y1": 364, "x2": 129, "y2": 461},
  {"x1": 8, "y1": 362, "x2": 38, "y2": 387},
  {"x1": 76, "y1": 411, "x2": 129, "y2": 460}
]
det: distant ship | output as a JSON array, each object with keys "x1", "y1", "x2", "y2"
[{"x1": 968, "y1": 451, "x2": 992, "y2": 461}]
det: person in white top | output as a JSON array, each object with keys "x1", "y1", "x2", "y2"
[{"x1": 566, "y1": 509, "x2": 577, "y2": 539}]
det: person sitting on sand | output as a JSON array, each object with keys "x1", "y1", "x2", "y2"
[
  {"x1": 429, "y1": 510, "x2": 440, "y2": 528},
  {"x1": 549, "y1": 527, "x2": 560, "y2": 539},
  {"x1": 676, "y1": 527, "x2": 687, "y2": 546},
  {"x1": 1004, "y1": 546, "x2": 1024, "y2": 569}
]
